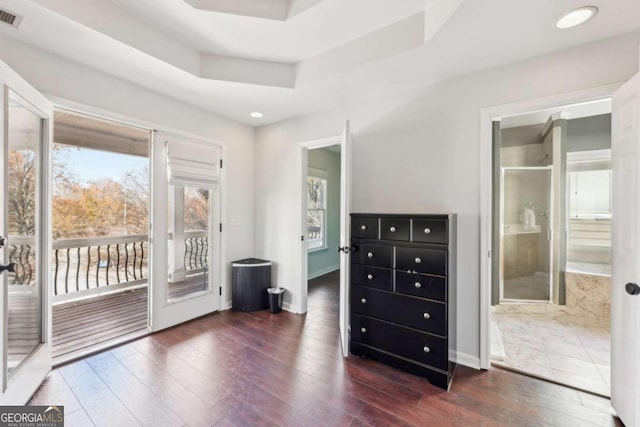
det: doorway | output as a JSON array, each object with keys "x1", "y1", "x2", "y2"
[
  {"x1": 298, "y1": 122, "x2": 351, "y2": 357},
  {"x1": 306, "y1": 145, "x2": 342, "y2": 318},
  {"x1": 50, "y1": 109, "x2": 151, "y2": 364},
  {"x1": 488, "y1": 99, "x2": 613, "y2": 396}
]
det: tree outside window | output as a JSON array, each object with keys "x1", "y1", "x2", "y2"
[{"x1": 308, "y1": 175, "x2": 327, "y2": 251}]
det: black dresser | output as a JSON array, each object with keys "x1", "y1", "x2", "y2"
[{"x1": 349, "y1": 213, "x2": 457, "y2": 390}]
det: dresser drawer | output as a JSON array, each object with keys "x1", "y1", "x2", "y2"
[
  {"x1": 352, "y1": 243, "x2": 392, "y2": 268},
  {"x1": 396, "y1": 271, "x2": 447, "y2": 302},
  {"x1": 412, "y1": 219, "x2": 448, "y2": 244},
  {"x1": 351, "y1": 314, "x2": 448, "y2": 370},
  {"x1": 351, "y1": 266, "x2": 392, "y2": 290},
  {"x1": 351, "y1": 217, "x2": 378, "y2": 239},
  {"x1": 396, "y1": 247, "x2": 446, "y2": 276},
  {"x1": 380, "y1": 218, "x2": 410, "y2": 241},
  {"x1": 351, "y1": 286, "x2": 446, "y2": 335}
]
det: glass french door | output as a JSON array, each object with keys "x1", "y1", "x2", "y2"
[
  {"x1": 150, "y1": 132, "x2": 221, "y2": 331},
  {"x1": 0, "y1": 61, "x2": 52, "y2": 404}
]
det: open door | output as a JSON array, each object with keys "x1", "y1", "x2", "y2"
[
  {"x1": 338, "y1": 121, "x2": 352, "y2": 357},
  {"x1": 0, "y1": 61, "x2": 53, "y2": 404},
  {"x1": 611, "y1": 72, "x2": 640, "y2": 426},
  {"x1": 150, "y1": 132, "x2": 221, "y2": 331}
]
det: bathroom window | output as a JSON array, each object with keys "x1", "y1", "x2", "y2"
[
  {"x1": 307, "y1": 171, "x2": 327, "y2": 251},
  {"x1": 567, "y1": 149, "x2": 611, "y2": 247}
]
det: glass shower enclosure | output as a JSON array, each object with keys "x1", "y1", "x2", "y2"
[{"x1": 500, "y1": 167, "x2": 553, "y2": 302}]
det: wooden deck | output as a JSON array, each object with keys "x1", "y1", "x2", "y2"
[{"x1": 52, "y1": 273, "x2": 208, "y2": 364}]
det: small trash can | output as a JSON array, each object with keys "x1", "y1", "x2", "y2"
[{"x1": 267, "y1": 287, "x2": 285, "y2": 313}]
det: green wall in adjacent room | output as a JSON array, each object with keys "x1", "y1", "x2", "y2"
[{"x1": 308, "y1": 147, "x2": 341, "y2": 279}]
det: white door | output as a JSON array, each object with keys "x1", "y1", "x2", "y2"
[
  {"x1": 611, "y1": 72, "x2": 640, "y2": 426},
  {"x1": 150, "y1": 132, "x2": 221, "y2": 331},
  {"x1": 0, "y1": 61, "x2": 53, "y2": 404},
  {"x1": 338, "y1": 121, "x2": 352, "y2": 357}
]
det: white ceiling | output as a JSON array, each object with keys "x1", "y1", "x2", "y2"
[{"x1": 0, "y1": 0, "x2": 639, "y2": 126}]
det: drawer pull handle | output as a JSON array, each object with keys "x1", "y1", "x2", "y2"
[
  {"x1": 367, "y1": 252, "x2": 374, "y2": 258},
  {"x1": 390, "y1": 226, "x2": 397, "y2": 232},
  {"x1": 361, "y1": 327, "x2": 367, "y2": 333},
  {"x1": 361, "y1": 298, "x2": 367, "y2": 304},
  {"x1": 361, "y1": 225, "x2": 367, "y2": 231},
  {"x1": 415, "y1": 282, "x2": 422, "y2": 289},
  {"x1": 424, "y1": 227, "x2": 431, "y2": 234},
  {"x1": 415, "y1": 257, "x2": 422, "y2": 264},
  {"x1": 367, "y1": 274, "x2": 374, "y2": 280},
  {"x1": 423, "y1": 312, "x2": 431, "y2": 319},
  {"x1": 423, "y1": 346, "x2": 430, "y2": 353}
]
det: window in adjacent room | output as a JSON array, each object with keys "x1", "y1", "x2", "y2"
[
  {"x1": 307, "y1": 168, "x2": 327, "y2": 251},
  {"x1": 567, "y1": 149, "x2": 612, "y2": 248}
]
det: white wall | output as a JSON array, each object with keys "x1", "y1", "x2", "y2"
[
  {"x1": 255, "y1": 31, "x2": 640, "y2": 366},
  {"x1": 0, "y1": 35, "x2": 256, "y2": 309}
]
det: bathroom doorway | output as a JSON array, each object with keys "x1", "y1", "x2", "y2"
[{"x1": 489, "y1": 99, "x2": 612, "y2": 396}]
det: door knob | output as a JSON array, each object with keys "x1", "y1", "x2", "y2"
[
  {"x1": 0, "y1": 263, "x2": 16, "y2": 275},
  {"x1": 626, "y1": 282, "x2": 640, "y2": 296},
  {"x1": 337, "y1": 246, "x2": 351, "y2": 254}
]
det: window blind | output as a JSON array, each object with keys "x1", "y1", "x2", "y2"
[{"x1": 163, "y1": 134, "x2": 221, "y2": 186}]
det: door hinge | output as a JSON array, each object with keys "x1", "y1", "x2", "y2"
[
  {"x1": 219, "y1": 286, "x2": 222, "y2": 296},
  {"x1": 220, "y1": 159, "x2": 223, "y2": 169},
  {"x1": 220, "y1": 223, "x2": 223, "y2": 232}
]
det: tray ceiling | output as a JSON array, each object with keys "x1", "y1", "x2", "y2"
[{"x1": 0, "y1": 0, "x2": 639, "y2": 125}]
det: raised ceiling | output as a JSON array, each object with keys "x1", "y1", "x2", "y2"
[{"x1": 0, "y1": 0, "x2": 639, "y2": 126}]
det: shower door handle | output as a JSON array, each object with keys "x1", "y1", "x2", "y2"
[{"x1": 625, "y1": 282, "x2": 640, "y2": 296}]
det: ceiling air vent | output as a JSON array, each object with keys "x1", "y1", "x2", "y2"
[{"x1": 0, "y1": 9, "x2": 23, "y2": 28}]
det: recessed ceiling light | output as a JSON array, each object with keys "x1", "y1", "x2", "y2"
[
  {"x1": 555, "y1": 6, "x2": 598, "y2": 29},
  {"x1": 250, "y1": 112, "x2": 264, "y2": 118}
]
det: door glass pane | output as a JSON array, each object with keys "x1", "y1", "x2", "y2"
[
  {"x1": 502, "y1": 169, "x2": 551, "y2": 301},
  {"x1": 6, "y1": 91, "x2": 43, "y2": 375},
  {"x1": 167, "y1": 185, "x2": 210, "y2": 303}
]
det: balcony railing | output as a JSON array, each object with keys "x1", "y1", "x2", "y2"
[
  {"x1": 184, "y1": 230, "x2": 208, "y2": 273},
  {"x1": 6, "y1": 235, "x2": 36, "y2": 287},
  {"x1": 7, "y1": 231, "x2": 209, "y2": 302},
  {"x1": 52, "y1": 234, "x2": 149, "y2": 300}
]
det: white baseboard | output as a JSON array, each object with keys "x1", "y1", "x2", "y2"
[
  {"x1": 307, "y1": 264, "x2": 340, "y2": 280},
  {"x1": 221, "y1": 300, "x2": 232, "y2": 311},
  {"x1": 455, "y1": 351, "x2": 481, "y2": 369},
  {"x1": 282, "y1": 301, "x2": 302, "y2": 313}
]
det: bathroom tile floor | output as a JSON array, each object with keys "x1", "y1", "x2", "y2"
[{"x1": 491, "y1": 311, "x2": 610, "y2": 396}]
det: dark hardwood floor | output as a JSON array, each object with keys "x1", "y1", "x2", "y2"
[{"x1": 30, "y1": 269, "x2": 621, "y2": 426}]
